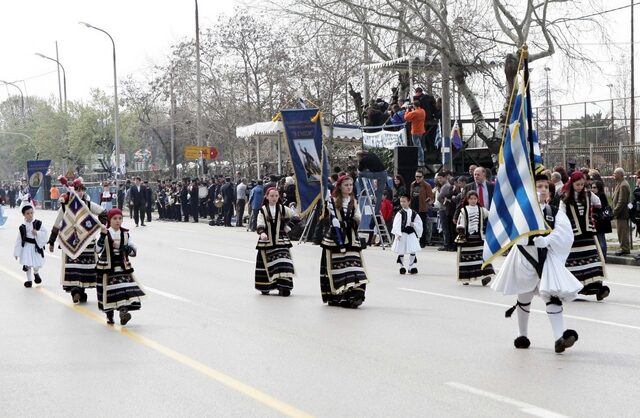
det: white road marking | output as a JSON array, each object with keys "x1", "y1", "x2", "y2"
[
  {"x1": 177, "y1": 247, "x2": 254, "y2": 264},
  {"x1": 144, "y1": 286, "x2": 191, "y2": 302},
  {"x1": 446, "y1": 382, "x2": 570, "y2": 418},
  {"x1": 398, "y1": 288, "x2": 640, "y2": 331},
  {"x1": 606, "y1": 281, "x2": 640, "y2": 289}
]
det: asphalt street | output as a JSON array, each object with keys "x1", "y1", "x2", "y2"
[{"x1": 1, "y1": 206, "x2": 639, "y2": 418}]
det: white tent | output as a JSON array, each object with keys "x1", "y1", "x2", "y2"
[{"x1": 235, "y1": 121, "x2": 362, "y2": 178}]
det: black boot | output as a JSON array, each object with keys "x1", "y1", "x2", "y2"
[
  {"x1": 596, "y1": 285, "x2": 610, "y2": 301},
  {"x1": 555, "y1": 329, "x2": 578, "y2": 353},
  {"x1": 34, "y1": 273, "x2": 42, "y2": 284},
  {"x1": 119, "y1": 308, "x2": 132, "y2": 326},
  {"x1": 409, "y1": 268, "x2": 418, "y2": 275},
  {"x1": 399, "y1": 267, "x2": 407, "y2": 275},
  {"x1": 79, "y1": 291, "x2": 88, "y2": 303},
  {"x1": 481, "y1": 277, "x2": 492, "y2": 287},
  {"x1": 106, "y1": 311, "x2": 115, "y2": 325},
  {"x1": 71, "y1": 288, "x2": 82, "y2": 304},
  {"x1": 278, "y1": 288, "x2": 291, "y2": 297},
  {"x1": 513, "y1": 336, "x2": 531, "y2": 349},
  {"x1": 24, "y1": 280, "x2": 33, "y2": 288}
]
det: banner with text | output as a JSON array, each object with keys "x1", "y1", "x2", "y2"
[
  {"x1": 362, "y1": 126, "x2": 406, "y2": 149},
  {"x1": 281, "y1": 108, "x2": 328, "y2": 216}
]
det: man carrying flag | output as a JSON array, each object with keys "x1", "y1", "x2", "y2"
[{"x1": 486, "y1": 47, "x2": 583, "y2": 354}]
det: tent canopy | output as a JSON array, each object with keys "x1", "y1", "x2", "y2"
[{"x1": 236, "y1": 121, "x2": 362, "y2": 140}]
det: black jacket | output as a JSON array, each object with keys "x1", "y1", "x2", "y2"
[
  {"x1": 357, "y1": 152, "x2": 386, "y2": 172},
  {"x1": 129, "y1": 185, "x2": 147, "y2": 207}
]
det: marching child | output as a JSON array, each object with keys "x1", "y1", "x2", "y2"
[
  {"x1": 95, "y1": 208, "x2": 146, "y2": 325},
  {"x1": 255, "y1": 187, "x2": 297, "y2": 296},
  {"x1": 391, "y1": 193, "x2": 423, "y2": 274},
  {"x1": 456, "y1": 190, "x2": 494, "y2": 286},
  {"x1": 14, "y1": 199, "x2": 48, "y2": 287}
]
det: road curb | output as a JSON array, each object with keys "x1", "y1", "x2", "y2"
[{"x1": 606, "y1": 255, "x2": 640, "y2": 266}]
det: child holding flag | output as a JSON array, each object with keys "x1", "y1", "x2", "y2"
[
  {"x1": 95, "y1": 208, "x2": 146, "y2": 325},
  {"x1": 320, "y1": 175, "x2": 369, "y2": 308}
]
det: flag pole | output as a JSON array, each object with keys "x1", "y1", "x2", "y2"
[{"x1": 522, "y1": 45, "x2": 535, "y2": 170}]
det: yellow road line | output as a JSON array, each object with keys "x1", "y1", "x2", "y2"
[{"x1": 0, "y1": 264, "x2": 313, "y2": 418}]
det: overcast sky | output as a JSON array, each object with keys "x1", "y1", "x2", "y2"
[
  {"x1": 0, "y1": 0, "x2": 239, "y2": 102},
  {"x1": 0, "y1": 0, "x2": 636, "y2": 116}
]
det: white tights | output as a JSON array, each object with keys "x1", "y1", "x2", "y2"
[{"x1": 515, "y1": 289, "x2": 565, "y2": 340}]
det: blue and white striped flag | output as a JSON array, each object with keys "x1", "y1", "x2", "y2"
[{"x1": 482, "y1": 78, "x2": 549, "y2": 267}]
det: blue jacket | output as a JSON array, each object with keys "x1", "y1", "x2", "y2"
[{"x1": 249, "y1": 185, "x2": 264, "y2": 210}]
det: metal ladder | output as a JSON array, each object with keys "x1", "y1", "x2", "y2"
[{"x1": 357, "y1": 177, "x2": 392, "y2": 249}]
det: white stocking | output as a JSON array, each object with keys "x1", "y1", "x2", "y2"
[
  {"x1": 25, "y1": 268, "x2": 33, "y2": 282},
  {"x1": 515, "y1": 290, "x2": 535, "y2": 337},
  {"x1": 408, "y1": 254, "x2": 417, "y2": 268},
  {"x1": 545, "y1": 299, "x2": 565, "y2": 340}
]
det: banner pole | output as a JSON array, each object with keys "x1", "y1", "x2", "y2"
[{"x1": 522, "y1": 46, "x2": 535, "y2": 170}]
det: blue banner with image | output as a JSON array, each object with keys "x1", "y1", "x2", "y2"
[
  {"x1": 27, "y1": 159, "x2": 51, "y2": 200},
  {"x1": 280, "y1": 108, "x2": 328, "y2": 216}
]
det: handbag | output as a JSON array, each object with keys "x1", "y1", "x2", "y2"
[
  {"x1": 214, "y1": 195, "x2": 224, "y2": 208},
  {"x1": 598, "y1": 206, "x2": 613, "y2": 222}
]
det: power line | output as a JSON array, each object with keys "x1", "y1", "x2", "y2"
[{"x1": 570, "y1": 1, "x2": 640, "y2": 20}]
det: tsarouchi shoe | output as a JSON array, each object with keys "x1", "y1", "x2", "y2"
[
  {"x1": 514, "y1": 336, "x2": 531, "y2": 349},
  {"x1": 555, "y1": 329, "x2": 579, "y2": 353}
]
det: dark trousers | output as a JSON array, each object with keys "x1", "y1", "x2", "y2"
[
  {"x1": 440, "y1": 210, "x2": 454, "y2": 249},
  {"x1": 190, "y1": 203, "x2": 199, "y2": 222},
  {"x1": 181, "y1": 201, "x2": 189, "y2": 221},
  {"x1": 418, "y1": 211, "x2": 428, "y2": 247},
  {"x1": 250, "y1": 208, "x2": 259, "y2": 231},
  {"x1": 133, "y1": 204, "x2": 145, "y2": 226},
  {"x1": 223, "y1": 202, "x2": 234, "y2": 226},
  {"x1": 146, "y1": 204, "x2": 152, "y2": 222},
  {"x1": 236, "y1": 200, "x2": 246, "y2": 226}
]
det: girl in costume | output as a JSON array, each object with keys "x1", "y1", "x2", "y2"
[
  {"x1": 391, "y1": 192, "x2": 423, "y2": 274},
  {"x1": 99, "y1": 182, "x2": 114, "y2": 211},
  {"x1": 455, "y1": 190, "x2": 494, "y2": 286},
  {"x1": 320, "y1": 175, "x2": 369, "y2": 308},
  {"x1": 95, "y1": 208, "x2": 146, "y2": 325},
  {"x1": 255, "y1": 188, "x2": 297, "y2": 296},
  {"x1": 48, "y1": 177, "x2": 107, "y2": 304},
  {"x1": 14, "y1": 199, "x2": 48, "y2": 287},
  {"x1": 560, "y1": 172, "x2": 609, "y2": 301}
]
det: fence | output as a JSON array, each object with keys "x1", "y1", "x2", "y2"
[{"x1": 544, "y1": 143, "x2": 640, "y2": 176}]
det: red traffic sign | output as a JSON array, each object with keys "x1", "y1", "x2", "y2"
[{"x1": 209, "y1": 147, "x2": 219, "y2": 160}]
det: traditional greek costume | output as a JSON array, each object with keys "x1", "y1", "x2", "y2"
[
  {"x1": 255, "y1": 203, "x2": 296, "y2": 296},
  {"x1": 391, "y1": 208, "x2": 423, "y2": 274},
  {"x1": 320, "y1": 196, "x2": 369, "y2": 308}
]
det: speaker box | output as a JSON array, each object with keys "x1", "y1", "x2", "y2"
[{"x1": 394, "y1": 146, "x2": 419, "y2": 185}]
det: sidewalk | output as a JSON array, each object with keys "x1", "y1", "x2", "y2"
[{"x1": 604, "y1": 226, "x2": 640, "y2": 266}]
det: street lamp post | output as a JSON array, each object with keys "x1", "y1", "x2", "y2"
[
  {"x1": 79, "y1": 21, "x2": 120, "y2": 202},
  {"x1": 0, "y1": 80, "x2": 25, "y2": 121},
  {"x1": 607, "y1": 84, "x2": 615, "y2": 142},
  {"x1": 35, "y1": 51, "x2": 67, "y2": 112},
  {"x1": 544, "y1": 67, "x2": 551, "y2": 147}
]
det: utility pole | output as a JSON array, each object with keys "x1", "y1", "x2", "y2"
[
  {"x1": 544, "y1": 67, "x2": 551, "y2": 147},
  {"x1": 631, "y1": 0, "x2": 635, "y2": 145},
  {"x1": 441, "y1": 2, "x2": 452, "y2": 171},
  {"x1": 195, "y1": 0, "x2": 203, "y2": 146},
  {"x1": 170, "y1": 68, "x2": 177, "y2": 179}
]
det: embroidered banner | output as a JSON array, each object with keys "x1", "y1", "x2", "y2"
[
  {"x1": 27, "y1": 159, "x2": 51, "y2": 199},
  {"x1": 280, "y1": 108, "x2": 328, "y2": 216},
  {"x1": 57, "y1": 192, "x2": 101, "y2": 259}
]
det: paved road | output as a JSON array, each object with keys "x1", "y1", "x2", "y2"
[{"x1": 1, "y1": 206, "x2": 639, "y2": 417}]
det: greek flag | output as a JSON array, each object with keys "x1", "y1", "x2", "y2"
[{"x1": 482, "y1": 79, "x2": 549, "y2": 267}]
